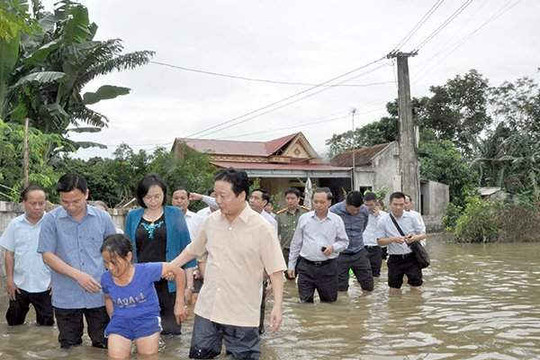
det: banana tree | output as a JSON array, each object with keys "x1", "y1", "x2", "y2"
[{"x1": 4, "y1": 0, "x2": 154, "y2": 142}]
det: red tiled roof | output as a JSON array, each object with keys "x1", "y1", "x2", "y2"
[
  {"x1": 176, "y1": 133, "x2": 300, "y2": 157},
  {"x1": 211, "y1": 161, "x2": 350, "y2": 172},
  {"x1": 264, "y1": 133, "x2": 298, "y2": 154},
  {"x1": 330, "y1": 143, "x2": 392, "y2": 167}
]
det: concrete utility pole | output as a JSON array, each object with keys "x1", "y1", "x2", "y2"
[
  {"x1": 387, "y1": 51, "x2": 420, "y2": 210},
  {"x1": 350, "y1": 108, "x2": 356, "y2": 191}
]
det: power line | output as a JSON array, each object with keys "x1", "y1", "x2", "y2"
[
  {"x1": 415, "y1": 0, "x2": 475, "y2": 51},
  {"x1": 392, "y1": 0, "x2": 446, "y2": 51},
  {"x1": 194, "y1": 62, "x2": 391, "y2": 139},
  {"x1": 185, "y1": 56, "x2": 388, "y2": 139},
  {"x1": 215, "y1": 105, "x2": 387, "y2": 141},
  {"x1": 150, "y1": 61, "x2": 394, "y2": 88},
  {"x1": 414, "y1": 0, "x2": 522, "y2": 84}
]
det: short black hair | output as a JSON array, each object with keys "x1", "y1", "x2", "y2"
[
  {"x1": 136, "y1": 174, "x2": 168, "y2": 208},
  {"x1": 20, "y1": 184, "x2": 46, "y2": 202},
  {"x1": 363, "y1": 192, "x2": 377, "y2": 202},
  {"x1": 313, "y1": 187, "x2": 333, "y2": 201},
  {"x1": 284, "y1": 187, "x2": 301, "y2": 198},
  {"x1": 252, "y1": 188, "x2": 270, "y2": 205},
  {"x1": 389, "y1": 191, "x2": 406, "y2": 203},
  {"x1": 57, "y1": 174, "x2": 88, "y2": 194},
  {"x1": 173, "y1": 187, "x2": 190, "y2": 197},
  {"x1": 101, "y1": 234, "x2": 133, "y2": 259},
  {"x1": 214, "y1": 168, "x2": 250, "y2": 199},
  {"x1": 346, "y1": 191, "x2": 363, "y2": 207},
  {"x1": 404, "y1": 194, "x2": 412, "y2": 202}
]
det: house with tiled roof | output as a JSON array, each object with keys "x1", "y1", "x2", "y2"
[{"x1": 172, "y1": 132, "x2": 352, "y2": 203}]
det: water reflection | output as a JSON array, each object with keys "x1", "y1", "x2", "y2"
[{"x1": 1, "y1": 235, "x2": 540, "y2": 359}]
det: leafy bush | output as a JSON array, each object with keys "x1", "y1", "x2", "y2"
[
  {"x1": 454, "y1": 196, "x2": 500, "y2": 243},
  {"x1": 442, "y1": 202, "x2": 462, "y2": 231}
]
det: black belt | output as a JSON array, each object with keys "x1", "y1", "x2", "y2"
[
  {"x1": 301, "y1": 257, "x2": 335, "y2": 266},
  {"x1": 364, "y1": 245, "x2": 380, "y2": 248},
  {"x1": 389, "y1": 253, "x2": 414, "y2": 259}
]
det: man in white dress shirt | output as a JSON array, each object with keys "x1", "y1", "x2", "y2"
[
  {"x1": 377, "y1": 192, "x2": 427, "y2": 295},
  {"x1": 288, "y1": 188, "x2": 349, "y2": 303}
]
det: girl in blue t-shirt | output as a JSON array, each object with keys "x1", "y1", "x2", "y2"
[{"x1": 100, "y1": 234, "x2": 187, "y2": 359}]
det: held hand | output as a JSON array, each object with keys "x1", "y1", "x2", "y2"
[
  {"x1": 75, "y1": 272, "x2": 101, "y2": 293},
  {"x1": 189, "y1": 193, "x2": 203, "y2": 201},
  {"x1": 174, "y1": 303, "x2": 188, "y2": 324},
  {"x1": 393, "y1": 237, "x2": 405, "y2": 244},
  {"x1": 323, "y1": 245, "x2": 334, "y2": 256},
  {"x1": 6, "y1": 280, "x2": 20, "y2": 301},
  {"x1": 287, "y1": 269, "x2": 295, "y2": 278},
  {"x1": 269, "y1": 305, "x2": 283, "y2": 332},
  {"x1": 163, "y1": 271, "x2": 175, "y2": 281},
  {"x1": 405, "y1": 234, "x2": 415, "y2": 244}
]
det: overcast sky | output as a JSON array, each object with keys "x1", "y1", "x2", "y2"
[{"x1": 41, "y1": 0, "x2": 540, "y2": 159}]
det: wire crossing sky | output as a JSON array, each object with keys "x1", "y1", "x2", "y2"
[{"x1": 39, "y1": 0, "x2": 538, "y2": 159}]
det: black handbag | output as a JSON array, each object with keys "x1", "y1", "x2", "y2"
[{"x1": 389, "y1": 213, "x2": 430, "y2": 269}]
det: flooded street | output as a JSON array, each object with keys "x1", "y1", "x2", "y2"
[{"x1": 1, "y1": 235, "x2": 540, "y2": 359}]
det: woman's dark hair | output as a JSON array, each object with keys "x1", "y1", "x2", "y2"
[
  {"x1": 346, "y1": 191, "x2": 363, "y2": 207},
  {"x1": 214, "y1": 168, "x2": 250, "y2": 198},
  {"x1": 57, "y1": 174, "x2": 88, "y2": 194},
  {"x1": 21, "y1": 184, "x2": 46, "y2": 202},
  {"x1": 389, "y1": 191, "x2": 406, "y2": 202},
  {"x1": 101, "y1": 234, "x2": 133, "y2": 258},
  {"x1": 284, "y1": 187, "x2": 301, "y2": 198},
  {"x1": 363, "y1": 192, "x2": 377, "y2": 202},
  {"x1": 136, "y1": 174, "x2": 168, "y2": 208}
]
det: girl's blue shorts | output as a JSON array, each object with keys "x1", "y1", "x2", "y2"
[{"x1": 105, "y1": 315, "x2": 162, "y2": 340}]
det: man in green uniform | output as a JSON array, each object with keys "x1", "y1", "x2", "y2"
[{"x1": 276, "y1": 188, "x2": 308, "y2": 279}]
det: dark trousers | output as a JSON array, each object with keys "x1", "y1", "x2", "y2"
[
  {"x1": 387, "y1": 253, "x2": 423, "y2": 289},
  {"x1": 282, "y1": 248, "x2": 296, "y2": 280},
  {"x1": 297, "y1": 257, "x2": 338, "y2": 303},
  {"x1": 6, "y1": 289, "x2": 54, "y2": 326},
  {"x1": 155, "y1": 279, "x2": 182, "y2": 335},
  {"x1": 54, "y1": 306, "x2": 109, "y2": 349},
  {"x1": 189, "y1": 315, "x2": 260, "y2": 360},
  {"x1": 259, "y1": 280, "x2": 267, "y2": 335},
  {"x1": 337, "y1": 250, "x2": 374, "y2": 292},
  {"x1": 365, "y1": 246, "x2": 383, "y2": 277}
]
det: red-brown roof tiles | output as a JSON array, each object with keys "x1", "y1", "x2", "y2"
[{"x1": 330, "y1": 143, "x2": 391, "y2": 167}]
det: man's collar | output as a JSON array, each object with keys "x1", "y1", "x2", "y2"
[
  {"x1": 23, "y1": 213, "x2": 45, "y2": 225},
  {"x1": 311, "y1": 210, "x2": 330, "y2": 221},
  {"x1": 237, "y1": 202, "x2": 252, "y2": 223},
  {"x1": 58, "y1": 204, "x2": 93, "y2": 219}
]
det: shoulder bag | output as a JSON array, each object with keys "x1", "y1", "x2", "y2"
[{"x1": 389, "y1": 213, "x2": 430, "y2": 269}]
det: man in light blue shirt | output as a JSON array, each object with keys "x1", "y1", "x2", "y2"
[
  {"x1": 38, "y1": 174, "x2": 116, "y2": 349},
  {"x1": 0, "y1": 185, "x2": 53, "y2": 326},
  {"x1": 330, "y1": 191, "x2": 373, "y2": 293},
  {"x1": 288, "y1": 188, "x2": 349, "y2": 303},
  {"x1": 377, "y1": 192, "x2": 427, "y2": 295}
]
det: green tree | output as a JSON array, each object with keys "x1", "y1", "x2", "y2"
[
  {"x1": 0, "y1": 118, "x2": 64, "y2": 200},
  {"x1": 418, "y1": 140, "x2": 477, "y2": 206},
  {"x1": 3, "y1": 0, "x2": 154, "y2": 141},
  {"x1": 418, "y1": 70, "x2": 491, "y2": 156},
  {"x1": 472, "y1": 77, "x2": 540, "y2": 200}
]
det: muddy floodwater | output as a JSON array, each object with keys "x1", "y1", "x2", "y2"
[{"x1": 1, "y1": 235, "x2": 539, "y2": 359}]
